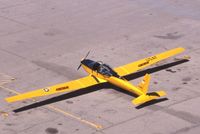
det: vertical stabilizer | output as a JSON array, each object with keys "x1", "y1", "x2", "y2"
[{"x1": 138, "y1": 74, "x2": 151, "y2": 94}]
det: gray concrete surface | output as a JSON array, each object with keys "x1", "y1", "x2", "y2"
[{"x1": 0, "y1": 0, "x2": 200, "y2": 134}]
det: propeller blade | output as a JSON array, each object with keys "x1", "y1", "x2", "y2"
[
  {"x1": 77, "y1": 50, "x2": 90, "y2": 70},
  {"x1": 77, "y1": 64, "x2": 82, "y2": 70},
  {"x1": 84, "y1": 51, "x2": 90, "y2": 59}
]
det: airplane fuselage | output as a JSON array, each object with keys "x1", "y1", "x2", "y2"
[{"x1": 81, "y1": 60, "x2": 144, "y2": 96}]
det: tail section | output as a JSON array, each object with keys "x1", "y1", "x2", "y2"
[
  {"x1": 132, "y1": 90, "x2": 166, "y2": 105},
  {"x1": 132, "y1": 74, "x2": 167, "y2": 105},
  {"x1": 137, "y1": 73, "x2": 151, "y2": 94}
]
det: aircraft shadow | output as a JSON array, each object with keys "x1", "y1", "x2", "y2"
[
  {"x1": 124, "y1": 59, "x2": 189, "y2": 80},
  {"x1": 136, "y1": 98, "x2": 169, "y2": 109},
  {"x1": 13, "y1": 59, "x2": 189, "y2": 113}
]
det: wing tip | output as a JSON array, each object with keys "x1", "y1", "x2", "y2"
[
  {"x1": 156, "y1": 90, "x2": 167, "y2": 97},
  {"x1": 5, "y1": 96, "x2": 22, "y2": 103},
  {"x1": 5, "y1": 97, "x2": 13, "y2": 103},
  {"x1": 176, "y1": 47, "x2": 185, "y2": 52}
]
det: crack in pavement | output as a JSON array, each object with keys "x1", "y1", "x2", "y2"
[
  {"x1": 171, "y1": 124, "x2": 200, "y2": 134},
  {"x1": 0, "y1": 15, "x2": 34, "y2": 28}
]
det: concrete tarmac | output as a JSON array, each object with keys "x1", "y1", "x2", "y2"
[{"x1": 0, "y1": 0, "x2": 200, "y2": 134}]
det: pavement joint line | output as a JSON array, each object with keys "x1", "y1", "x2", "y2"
[
  {"x1": 0, "y1": 0, "x2": 37, "y2": 10},
  {"x1": 0, "y1": 15, "x2": 33, "y2": 28},
  {"x1": 0, "y1": 73, "x2": 15, "y2": 79},
  {"x1": 0, "y1": 47, "x2": 29, "y2": 61},
  {"x1": 0, "y1": 85, "x2": 103, "y2": 129},
  {"x1": 47, "y1": 105, "x2": 102, "y2": 129},
  {"x1": 0, "y1": 82, "x2": 11, "y2": 86},
  {"x1": 0, "y1": 28, "x2": 30, "y2": 38}
]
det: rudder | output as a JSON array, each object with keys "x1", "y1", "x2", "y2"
[{"x1": 137, "y1": 73, "x2": 150, "y2": 94}]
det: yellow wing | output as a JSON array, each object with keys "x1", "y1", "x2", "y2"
[
  {"x1": 5, "y1": 76, "x2": 106, "y2": 103},
  {"x1": 114, "y1": 47, "x2": 185, "y2": 77}
]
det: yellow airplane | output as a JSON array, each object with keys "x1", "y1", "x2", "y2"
[{"x1": 5, "y1": 47, "x2": 185, "y2": 105}]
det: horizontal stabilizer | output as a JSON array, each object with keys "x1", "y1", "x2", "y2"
[{"x1": 132, "y1": 90, "x2": 166, "y2": 105}]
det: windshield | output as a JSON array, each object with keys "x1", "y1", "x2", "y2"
[
  {"x1": 94, "y1": 62, "x2": 119, "y2": 77},
  {"x1": 98, "y1": 64, "x2": 112, "y2": 76},
  {"x1": 81, "y1": 59, "x2": 120, "y2": 77}
]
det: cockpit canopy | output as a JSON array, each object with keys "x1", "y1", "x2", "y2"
[{"x1": 82, "y1": 59, "x2": 120, "y2": 77}]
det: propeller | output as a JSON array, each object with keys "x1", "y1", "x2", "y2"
[{"x1": 77, "y1": 51, "x2": 90, "y2": 70}]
